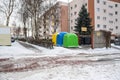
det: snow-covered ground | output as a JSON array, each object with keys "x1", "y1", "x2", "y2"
[
  {"x1": 0, "y1": 41, "x2": 120, "y2": 80},
  {"x1": 111, "y1": 44, "x2": 120, "y2": 49},
  {"x1": 0, "y1": 61, "x2": 120, "y2": 80},
  {"x1": 0, "y1": 42, "x2": 35, "y2": 58},
  {"x1": 35, "y1": 45, "x2": 120, "y2": 55},
  {"x1": 15, "y1": 63, "x2": 120, "y2": 80},
  {"x1": 0, "y1": 41, "x2": 120, "y2": 58}
]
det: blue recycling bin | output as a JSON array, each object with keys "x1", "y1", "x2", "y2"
[{"x1": 57, "y1": 32, "x2": 67, "y2": 46}]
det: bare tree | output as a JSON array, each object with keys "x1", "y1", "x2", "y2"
[
  {"x1": 19, "y1": 0, "x2": 43, "y2": 39},
  {"x1": 22, "y1": 9, "x2": 29, "y2": 40},
  {"x1": 18, "y1": 0, "x2": 57, "y2": 40},
  {"x1": 17, "y1": 0, "x2": 29, "y2": 40},
  {"x1": 16, "y1": 26, "x2": 21, "y2": 39},
  {"x1": 0, "y1": 0, "x2": 16, "y2": 26},
  {"x1": 26, "y1": 0, "x2": 43, "y2": 39}
]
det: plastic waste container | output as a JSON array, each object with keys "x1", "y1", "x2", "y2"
[
  {"x1": 52, "y1": 33, "x2": 58, "y2": 45},
  {"x1": 57, "y1": 32, "x2": 67, "y2": 46},
  {"x1": 63, "y1": 33, "x2": 78, "y2": 47}
]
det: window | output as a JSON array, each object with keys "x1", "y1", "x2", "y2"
[
  {"x1": 75, "y1": 19, "x2": 77, "y2": 22},
  {"x1": 71, "y1": 20, "x2": 73, "y2": 23},
  {"x1": 71, "y1": 13, "x2": 73, "y2": 16},
  {"x1": 74, "y1": 12, "x2": 77, "y2": 15},
  {"x1": 103, "y1": 17, "x2": 106, "y2": 20},
  {"x1": 97, "y1": 0, "x2": 100, "y2": 3},
  {"x1": 71, "y1": 7, "x2": 73, "y2": 10},
  {"x1": 97, "y1": 8, "x2": 100, "y2": 12},
  {"x1": 47, "y1": 29, "x2": 49, "y2": 31},
  {"x1": 109, "y1": 13, "x2": 113, "y2": 16},
  {"x1": 109, "y1": 5, "x2": 113, "y2": 8},
  {"x1": 44, "y1": 31, "x2": 46, "y2": 34},
  {"x1": 109, "y1": 21, "x2": 113, "y2": 23},
  {"x1": 103, "y1": 9, "x2": 106, "y2": 13},
  {"x1": 85, "y1": 3, "x2": 87, "y2": 6},
  {"x1": 115, "y1": 4, "x2": 118, "y2": 7},
  {"x1": 116, "y1": 26, "x2": 118, "y2": 29},
  {"x1": 75, "y1": 4, "x2": 77, "y2": 8},
  {"x1": 109, "y1": 28, "x2": 113, "y2": 31},
  {"x1": 115, "y1": 11, "x2": 118, "y2": 15},
  {"x1": 97, "y1": 24, "x2": 100, "y2": 28},
  {"x1": 71, "y1": 26, "x2": 73, "y2": 30},
  {"x1": 115, "y1": 19, "x2": 118, "y2": 22},
  {"x1": 103, "y1": 25, "x2": 106, "y2": 28},
  {"x1": 97, "y1": 16, "x2": 100, "y2": 19},
  {"x1": 103, "y1": 1, "x2": 106, "y2": 5}
]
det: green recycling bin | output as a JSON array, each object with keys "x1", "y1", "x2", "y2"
[{"x1": 63, "y1": 33, "x2": 79, "y2": 48}]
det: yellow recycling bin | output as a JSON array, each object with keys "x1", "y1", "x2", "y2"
[{"x1": 52, "y1": 33, "x2": 58, "y2": 45}]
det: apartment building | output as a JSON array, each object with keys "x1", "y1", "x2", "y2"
[
  {"x1": 39, "y1": 1, "x2": 68, "y2": 38},
  {"x1": 69, "y1": 0, "x2": 120, "y2": 36}
]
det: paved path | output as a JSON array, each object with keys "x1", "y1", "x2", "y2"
[
  {"x1": 111, "y1": 46, "x2": 120, "y2": 50},
  {"x1": 18, "y1": 41, "x2": 42, "y2": 53}
]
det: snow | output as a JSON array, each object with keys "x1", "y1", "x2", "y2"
[
  {"x1": 83, "y1": 47, "x2": 120, "y2": 54},
  {"x1": 0, "y1": 41, "x2": 35, "y2": 58},
  {"x1": 32, "y1": 43, "x2": 120, "y2": 55},
  {"x1": 111, "y1": 44, "x2": 120, "y2": 49},
  {"x1": 1, "y1": 63, "x2": 120, "y2": 80},
  {"x1": 0, "y1": 41, "x2": 120, "y2": 80},
  {"x1": 21, "y1": 64, "x2": 120, "y2": 80},
  {"x1": 0, "y1": 41, "x2": 120, "y2": 58}
]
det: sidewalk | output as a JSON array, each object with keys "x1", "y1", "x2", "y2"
[
  {"x1": 111, "y1": 44, "x2": 120, "y2": 50},
  {"x1": 18, "y1": 41, "x2": 42, "y2": 53}
]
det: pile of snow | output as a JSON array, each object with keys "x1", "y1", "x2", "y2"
[{"x1": 0, "y1": 41, "x2": 35, "y2": 57}]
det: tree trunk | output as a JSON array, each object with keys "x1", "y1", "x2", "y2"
[
  {"x1": 6, "y1": 16, "x2": 10, "y2": 26},
  {"x1": 31, "y1": 17, "x2": 34, "y2": 38},
  {"x1": 34, "y1": 11, "x2": 39, "y2": 40},
  {"x1": 34, "y1": 18, "x2": 38, "y2": 39},
  {"x1": 24, "y1": 22, "x2": 27, "y2": 40},
  {"x1": 27, "y1": 20, "x2": 29, "y2": 38}
]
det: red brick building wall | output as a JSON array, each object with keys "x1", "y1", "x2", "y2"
[{"x1": 60, "y1": 5, "x2": 68, "y2": 32}]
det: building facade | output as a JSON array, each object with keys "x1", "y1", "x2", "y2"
[
  {"x1": 69, "y1": 0, "x2": 120, "y2": 36},
  {"x1": 38, "y1": 1, "x2": 68, "y2": 38}
]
